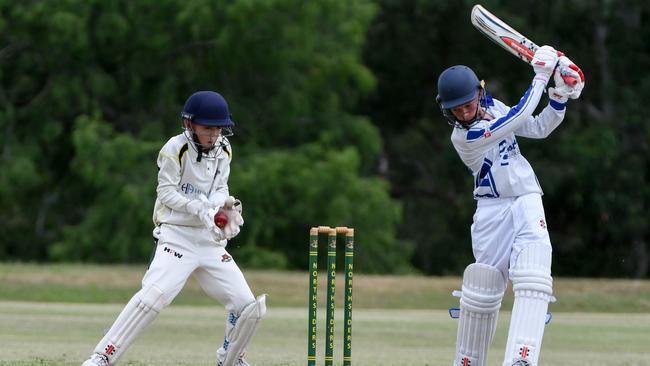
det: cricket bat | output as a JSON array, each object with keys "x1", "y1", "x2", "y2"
[{"x1": 471, "y1": 4, "x2": 583, "y2": 87}]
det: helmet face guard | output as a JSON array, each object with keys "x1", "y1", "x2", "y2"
[
  {"x1": 436, "y1": 89, "x2": 485, "y2": 129},
  {"x1": 436, "y1": 66, "x2": 486, "y2": 129},
  {"x1": 181, "y1": 112, "x2": 233, "y2": 138},
  {"x1": 181, "y1": 91, "x2": 235, "y2": 159},
  {"x1": 181, "y1": 124, "x2": 230, "y2": 161}
]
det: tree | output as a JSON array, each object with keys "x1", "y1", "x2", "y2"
[
  {"x1": 0, "y1": 0, "x2": 408, "y2": 273},
  {"x1": 361, "y1": 0, "x2": 650, "y2": 277}
]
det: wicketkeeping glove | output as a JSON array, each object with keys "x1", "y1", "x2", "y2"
[
  {"x1": 188, "y1": 197, "x2": 228, "y2": 241},
  {"x1": 532, "y1": 45, "x2": 559, "y2": 84},
  {"x1": 197, "y1": 207, "x2": 229, "y2": 241},
  {"x1": 186, "y1": 199, "x2": 210, "y2": 216},
  {"x1": 222, "y1": 196, "x2": 244, "y2": 240}
]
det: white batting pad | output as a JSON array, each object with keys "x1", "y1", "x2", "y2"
[
  {"x1": 503, "y1": 243, "x2": 553, "y2": 366},
  {"x1": 454, "y1": 263, "x2": 506, "y2": 366},
  {"x1": 93, "y1": 285, "x2": 165, "y2": 364},
  {"x1": 222, "y1": 294, "x2": 267, "y2": 366}
]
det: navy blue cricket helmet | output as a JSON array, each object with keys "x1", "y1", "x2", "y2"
[
  {"x1": 436, "y1": 65, "x2": 481, "y2": 109},
  {"x1": 181, "y1": 91, "x2": 234, "y2": 127}
]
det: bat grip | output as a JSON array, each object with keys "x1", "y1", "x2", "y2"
[
  {"x1": 562, "y1": 75, "x2": 578, "y2": 87},
  {"x1": 555, "y1": 50, "x2": 583, "y2": 87}
]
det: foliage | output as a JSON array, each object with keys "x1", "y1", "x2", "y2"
[
  {"x1": 0, "y1": 0, "x2": 648, "y2": 277},
  {"x1": 50, "y1": 116, "x2": 159, "y2": 262},
  {"x1": 229, "y1": 133, "x2": 409, "y2": 273},
  {"x1": 0, "y1": 0, "x2": 406, "y2": 273},
  {"x1": 360, "y1": 0, "x2": 650, "y2": 277}
]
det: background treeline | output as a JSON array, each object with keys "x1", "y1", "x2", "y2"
[{"x1": 0, "y1": 0, "x2": 648, "y2": 277}]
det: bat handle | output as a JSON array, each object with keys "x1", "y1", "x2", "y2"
[
  {"x1": 562, "y1": 75, "x2": 578, "y2": 87},
  {"x1": 555, "y1": 50, "x2": 583, "y2": 87}
]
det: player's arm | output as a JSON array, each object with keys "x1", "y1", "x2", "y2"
[
  {"x1": 516, "y1": 57, "x2": 583, "y2": 138},
  {"x1": 463, "y1": 46, "x2": 558, "y2": 148},
  {"x1": 156, "y1": 149, "x2": 195, "y2": 212},
  {"x1": 514, "y1": 99, "x2": 566, "y2": 139},
  {"x1": 155, "y1": 146, "x2": 211, "y2": 217},
  {"x1": 463, "y1": 80, "x2": 545, "y2": 148}
]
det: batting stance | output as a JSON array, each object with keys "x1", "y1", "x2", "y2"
[
  {"x1": 436, "y1": 46, "x2": 584, "y2": 366},
  {"x1": 82, "y1": 91, "x2": 267, "y2": 366}
]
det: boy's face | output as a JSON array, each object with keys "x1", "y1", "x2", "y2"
[
  {"x1": 186, "y1": 121, "x2": 222, "y2": 149},
  {"x1": 450, "y1": 95, "x2": 480, "y2": 123}
]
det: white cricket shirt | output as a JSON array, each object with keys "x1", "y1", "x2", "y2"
[
  {"x1": 451, "y1": 80, "x2": 565, "y2": 199},
  {"x1": 153, "y1": 132, "x2": 231, "y2": 226}
]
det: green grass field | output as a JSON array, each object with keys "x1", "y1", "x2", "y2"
[{"x1": 1, "y1": 263, "x2": 649, "y2": 366}]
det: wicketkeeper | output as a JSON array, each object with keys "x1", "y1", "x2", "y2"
[
  {"x1": 436, "y1": 46, "x2": 584, "y2": 366},
  {"x1": 82, "y1": 91, "x2": 267, "y2": 366}
]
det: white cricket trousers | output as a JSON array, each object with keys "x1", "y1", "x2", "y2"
[
  {"x1": 470, "y1": 193, "x2": 552, "y2": 279},
  {"x1": 147, "y1": 224, "x2": 255, "y2": 313}
]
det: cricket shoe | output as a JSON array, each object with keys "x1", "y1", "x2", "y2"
[{"x1": 81, "y1": 353, "x2": 110, "y2": 366}]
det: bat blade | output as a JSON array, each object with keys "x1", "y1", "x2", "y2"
[
  {"x1": 471, "y1": 4, "x2": 538, "y2": 64},
  {"x1": 471, "y1": 4, "x2": 579, "y2": 87}
]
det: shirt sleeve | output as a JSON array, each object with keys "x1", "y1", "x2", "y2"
[
  {"x1": 461, "y1": 80, "x2": 546, "y2": 149},
  {"x1": 514, "y1": 102, "x2": 566, "y2": 138},
  {"x1": 156, "y1": 148, "x2": 193, "y2": 212}
]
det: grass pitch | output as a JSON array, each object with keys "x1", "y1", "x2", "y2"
[
  {"x1": 1, "y1": 301, "x2": 649, "y2": 366},
  {"x1": 0, "y1": 263, "x2": 649, "y2": 365}
]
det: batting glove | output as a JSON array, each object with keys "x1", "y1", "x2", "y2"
[
  {"x1": 548, "y1": 87, "x2": 568, "y2": 105},
  {"x1": 553, "y1": 55, "x2": 585, "y2": 100},
  {"x1": 532, "y1": 45, "x2": 559, "y2": 84}
]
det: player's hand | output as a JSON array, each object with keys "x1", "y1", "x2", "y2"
[
  {"x1": 553, "y1": 55, "x2": 585, "y2": 100},
  {"x1": 210, "y1": 226, "x2": 228, "y2": 241},
  {"x1": 186, "y1": 199, "x2": 210, "y2": 216},
  {"x1": 222, "y1": 196, "x2": 244, "y2": 240},
  {"x1": 532, "y1": 45, "x2": 559, "y2": 84},
  {"x1": 205, "y1": 192, "x2": 228, "y2": 208},
  {"x1": 548, "y1": 87, "x2": 568, "y2": 104},
  {"x1": 185, "y1": 195, "x2": 232, "y2": 241},
  {"x1": 197, "y1": 207, "x2": 218, "y2": 230},
  {"x1": 198, "y1": 207, "x2": 229, "y2": 241}
]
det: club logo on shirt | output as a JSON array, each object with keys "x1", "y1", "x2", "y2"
[
  {"x1": 180, "y1": 182, "x2": 206, "y2": 198},
  {"x1": 499, "y1": 139, "x2": 520, "y2": 166},
  {"x1": 221, "y1": 253, "x2": 232, "y2": 262}
]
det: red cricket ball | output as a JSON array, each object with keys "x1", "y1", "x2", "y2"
[{"x1": 214, "y1": 209, "x2": 228, "y2": 228}]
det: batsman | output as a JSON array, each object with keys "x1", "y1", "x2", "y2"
[
  {"x1": 436, "y1": 45, "x2": 584, "y2": 366},
  {"x1": 82, "y1": 91, "x2": 267, "y2": 366}
]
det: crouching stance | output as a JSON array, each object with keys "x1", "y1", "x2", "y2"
[
  {"x1": 436, "y1": 45, "x2": 584, "y2": 366},
  {"x1": 82, "y1": 91, "x2": 266, "y2": 366}
]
